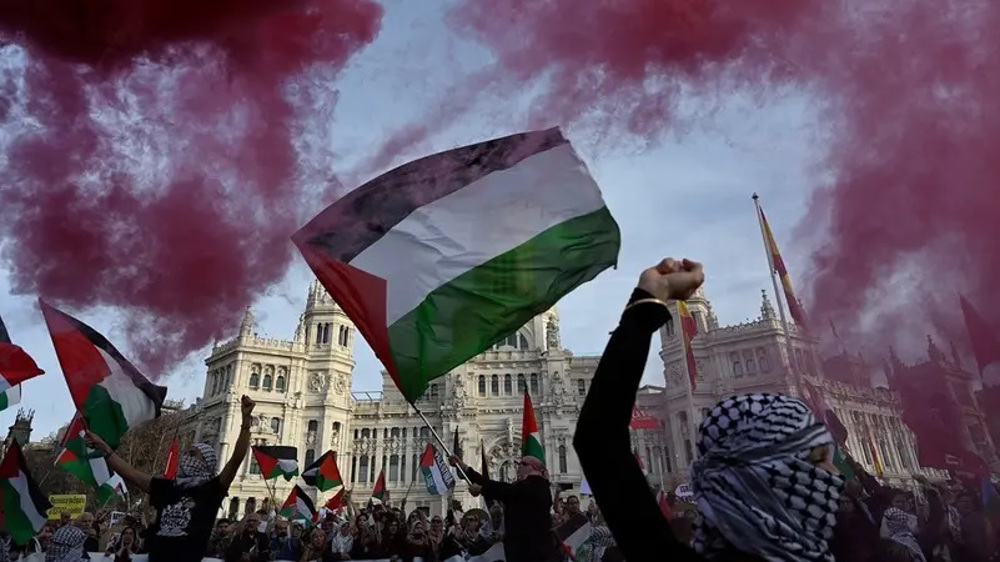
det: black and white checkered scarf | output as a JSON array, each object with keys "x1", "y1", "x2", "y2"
[
  {"x1": 45, "y1": 526, "x2": 86, "y2": 562},
  {"x1": 690, "y1": 393, "x2": 844, "y2": 561},
  {"x1": 176, "y1": 442, "x2": 218, "y2": 488}
]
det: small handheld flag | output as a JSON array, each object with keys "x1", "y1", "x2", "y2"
[
  {"x1": 302, "y1": 451, "x2": 343, "y2": 492},
  {"x1": 251, "y1": 445, "x2": 299, "y2": 481}
]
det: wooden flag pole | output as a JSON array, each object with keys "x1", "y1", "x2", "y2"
[{"x1": 410, "y1": 403, "x2": 470, "y2": 481}]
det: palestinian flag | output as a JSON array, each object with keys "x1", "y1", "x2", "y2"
[
  {"x1": 40, "y1": 302, "x2": 166, "y2": 449},
  {"x1": 0, "y1": 439, "x2": 52, "y2": 544},
  {"x1": 0, "y1": 384, "x2": 21, "y2": 412},
  {"x1": 99, "y1": 473, "x2": 127, "y2": 503},
  {"x1": 323, "y1": 488, "x2": 346, "y2": 511},
  {"x1": 371, "y1": 468, "x2": 387, "y2": 502},
  {"x1": 0, "y1": 311, "x2": 44, "y2": 397},
  {"x1": 420, "y1": 442, "x2": 455, "y2": 496},
  {"x1": 163, "y1": 438, "x2": 179, "y2": 479},
  {"x1": 302, "y1": 451, "x2": 342, "y2": 492},
  {"x1": 555, "y1": 516, "x2": 595, "y2": 562},
  {"x1": 521, "y1": 391, "x2": 544, "y2": 463},
  {"x1": 252, "y1": 445, "x2": 299, "y2": 481},
  {"x1": 280, "y1": 485, "x2": 317, "y2": 524},
  {"x1": 293, "y1": 128, "x2": 620, "y2": 402},
  {"x1": 56, "y1": 413, "x2": 117, "y2": 504}
]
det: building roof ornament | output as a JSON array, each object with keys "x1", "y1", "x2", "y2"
[{"x1": 760, "y1": 289, "x2": 775, "y2": 321}]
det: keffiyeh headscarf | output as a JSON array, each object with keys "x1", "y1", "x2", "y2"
[
  {"x1": 176, "y1": 442, "x2": 218, "y2": 488},
  {"x1": 690, "y1": 393, "x2": 844, "y2": 561},
  {"x1": 881, "y1": 507, "x2": 926, "y2": 562},
  {"x1": 45, "y1": 526, "x2": 86, "y2": 562}
]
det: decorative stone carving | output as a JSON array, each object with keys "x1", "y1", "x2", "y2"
[
  {"x1": 550, "y1": 371, "x2": 566, "y2": 405},
  {"x1": 546, "y1": 316, "x2": 561, "y2": 350},
  {"x1": 451, "y1": 377, "x2": 467, "y2": 408},
  {"x1": 334, "y1": 374, "x2": 347, "y2": 394},
  {"x1": 309, "y1": 372, "x2": 325, "y2": 393},
  {"x1": 489, "y1": 439, "x2": 521, "y2": 483}
]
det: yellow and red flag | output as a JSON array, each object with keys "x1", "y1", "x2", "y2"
[
  {"x1": 759, "y1": 208, "x2": 809, "y2": 330},
  {"x1": 677, "y1": 301, "x2": 699, "y2": 390}
]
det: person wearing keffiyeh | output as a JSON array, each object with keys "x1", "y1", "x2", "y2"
[
  {"x1": 881, "y1": 507, "x2": 927, "y2": 562},
  {"x1": 45, "y1": 525, "x2": 87, "y2": 562}
]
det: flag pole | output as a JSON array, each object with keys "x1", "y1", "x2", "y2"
[
  {"x1": 261, "y1": 475, "x2": 281, "y2": 519},
  {"x1": 676, "y1": 302, "x2": 699, "y2": 462},
  {"x1": 410, "y1": 402, "x2": 470, "y2": 481},
  {"x1": 752, "y1": 193, "x2": 802, "y2": 397}
]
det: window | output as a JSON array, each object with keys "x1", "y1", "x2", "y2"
[
  {"x1": 730, "y1": 352, "x2": 743, "y2": 377},
  {"x1": 361, "y1": 429, "x2": 370, "y2": 439},
  {"x1": 316, "y1": 324, "x2": 323, "y2": 344},
  {"x1": 244, "y1": 498, "x2": 256, "y2": 516},
  {"x1": 419, "y1": 427, "x2": 430, "y2": 440},
  {"x1": 351, "y1": 457, "x2": 357, "y2": 483},
  {"x1": 391, "y1": 428, "x2": 400, "y2": 438},
  {"x1": 225, "y1": 366, "x2": 232, "y2": 388},
  {"x1": 262, "y1": 374, "x2": 273, "y2": 391},
  {"x1": 338, "y1": 326, "x2": 347, "y2": 346},
  {"x1": 665, "y1": 318, "x2": 675, "y2": 338},
  {"x1": 411, "y1": 454, "x2": 419, "y2": 481},
  {"x1": 491, "y1": 375, "x2": 499, "y2": 395},
  {"x1": 577, "y1": 380, "x2": 586, "y2": 396},
  {"x1": 429, "y1": 384, "x2": 439, "y2": 400},
  {"x1": 275, "y1": 375, "x2": 286, "y2": 392},
  {"x1": 359, "y1": 456, "x2": 369, "y2": 483},
  {"x1": 389, "y1": 455, "x2": 400, "y2": 481},
  {"x1": 744, "y1": 350, "x2": 756, "y2": 374},
  {"x1": 504, "y1": 375, "x2": 513, "y2": 395},
  {"x1": 249, "y1": 457, "x2": 261, "y2": 475},
  {"x1": 333, "y1": 422, "x2": 341, "y2": 433},
  {"x1": 519, "y1": 334, "x2": 529, "y2": 349},
  {"x1": 270, "y1": 418, "x2": 280, "y2": 434},
  {"x1": 400, "y1": 455, "x2": 407, "y2": 483},
  {"x1": 308, "y1": 420, "x2": 318, "y2": 432},
  {"x1": 558, "y1": 446, "x2": 567, "y2": 474},
  {"x1": 249, "y1": 372, "x2": 260, "y2": 389},
  {"x1": 530, "y1": 373, "x2": 539, "y2": 394},
  {"x1": 210, "y1": 373, "x2": 218, "y2": 395},
  {"x1": 228, "y1": 498, "x2": 240, "y2": 520},
  {"x1": 305, "y1": 449, "x2": 316, "y2": 466},
  {"x1": 757, "y1": 348, "x2": 771, "y2": 373},
  {"x1": 478, "y1": 376, "x2": 486, "y2": 396},
  {"x1": 517, "y1": 374, "x2": 525, "y2": 392},
  {"x1": 383, "y1": 428, "x2": 389, "y2": 439},
  {"x1": 401, "y1": 428, "x2": 407, "y2": 440},
  {"x1": 374, "y1": 456, "x2": 380, "y2": 481}
]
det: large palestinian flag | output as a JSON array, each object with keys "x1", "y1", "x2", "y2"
[
  {"x1": 420, "y1": 442, "x2": 455, "y2": 496},
  {"x1": 252, "y1": 445, "x2": 299, "y2": 481},
  {"x1": 0, "y1": 440, "x2": 51, "y2": 544},
  {"x1": 521, "y1": 391, "x2": 544, "y2": 464},
  {"x1": 56, "y1": 413, "x2": 119, "y2": 504},
  {"x1": 0, "y1": 310, "x2": 44, "y2": 400},
  {"x1": 280, "y1": 485, "x2": 317, "y2": 524},
  {"x1": 301, "y1": 451, "x2": 342, "y2": 492},
  {"x1": 293, "y1": 128, "x2": 620, "y2": 402},
  {"x1": 371, "y1": 469, "x2": 387, "y2": 502},
  {"x1": 40, "y1": 302, "x2": 166, "y2": 449}
]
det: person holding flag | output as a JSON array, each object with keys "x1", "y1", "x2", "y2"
[{"x1": 86, "y1": 395, "x2": 257, "y2": 562}]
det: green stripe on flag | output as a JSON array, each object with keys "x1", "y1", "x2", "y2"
[
  {"x1": 834, "y1": 447, "x2": 855, "y2": 480},
  {"x1": 523, "y1": 434, "x2": 545, "y2": 464},
  {"x1": 81, "y1": 384, "x2": 131, "y2": 449},
  {"x1": 387, "y1": 207, "x2": 620, "y2": 400},
  {"x1": 0, "y1": 479, "x2": 38, "y2": 544}
]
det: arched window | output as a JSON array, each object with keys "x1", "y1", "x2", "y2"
[
  {"x1": 730, "y1": 352, "x2": 743, "y2": 377},
  {"x1": 333, "y1": 422, "x2": 341, "y2": 433},
  {"x1": 419, "y1": 427, "x2": 430, "y2": 439},
  {"x1": 744, "y1": 350, "x2": 757, "y2": 374},
  {"x1": 249, "y1": 372, "x2": 260, "y2": 389},
  {"x1": 228, "y1": 497, "x2": 240, "y2": 520},
  {"x1": 359, "y1": 456, "x2": 369, "y2": 483},
  {"x1": 558, "y1": 446, "x2": 568, "y2": 474},
  {"x1": 305, "y1": 449, "x2": 316, "y2": 467},
  {"x1": 757, "y1": 348, "x2": 771, "y2": 373},
  {"x1": 491, "y1": 375, "x2": 499, "y2": 395},
  {"x1": 389, "y1": 455, "x2": 400, "y2": 481},
  {"x1": 504, "y1": 374, "x2": 512, "y2": 395},
  {"x1": 400, "y1": 455, "x2": 407, "y2": 483},
  {"x1": 245, "y1": 497, "x2": 256, "y2": 516},
  {"x1": 517, "y1": 374, "x2": 526, "y2": 392},
  {"x1": 530, "y1": 373, "x2": 539, "y2": 394},
  {"x1": 519, "y1": 334, "x2": 529, "y2": 349},
  {"x1": 315, "y1": 324, "x2": 323, "y2": 344},
  {"x1": 429, "y1": 384, "x2": 439, "y2": 400},
  {"x1": 665, "y1": 318, "x2": 675, "y2": 338},
  {"x1": 270, "y1": 418, "x2": 280, "y2": 434},
  {"x1": 351, "y1": 456, "x2": 357, "y2": 483},
  {"x1": 478, "y1": 376, "x2": 486, "y2": 396},
  {"x1": 308, "y1": 420, "x2": 318, "y2": 432},
  {"x1": 391, "y1": 428, "x2": 400, "y2": 438},
  {"x1": 275, "y1": 375, "x2": 286, "y2": 392},
  {"x1": 262, "y1": 374, "x2": 273, "y2": 391},
  {"x1": 577, "y1": 380, "x2": 586, "y2": 396},
  {"x1": 225, "y1": 366, "x2": 232, "y2": 388},
  {"x1": 249, "y1": 456, "x2": 261, "y2": 475},
  {"x1": 361, "y1": 428, "x2": 370, "y2": 439}
]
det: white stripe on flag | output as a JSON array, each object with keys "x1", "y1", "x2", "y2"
[
  {"x1": 278, "y1": 459, "x2": 298, "y2": 472},
  {"x1": 1, "y1": 384, "x2": 22, "y2": 408},
  {"x1": 11, "y1": 470, "x2": 47, "y2": 531},
  {"x1": 350, "y1": 142, "x2": 607, "y2": 325},
  {"x1": 95, "y1": 347, "x2": 156, "y2": 427}
]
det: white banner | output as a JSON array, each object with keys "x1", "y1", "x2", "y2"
[{"x1": 86, "y1": 543, "x2": 506, "y2": 562}]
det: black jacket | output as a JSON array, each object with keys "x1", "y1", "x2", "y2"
[{"x1": 464, "y1": 467, "x2": 558, "y2": 561}]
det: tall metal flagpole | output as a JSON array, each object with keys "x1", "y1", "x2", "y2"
[
  {"x1": 411, "y1": 403, "x2": 471, "y2": 481},
  {"x1": 752, "y1": 193, "x2": 803, "y2": 398}
]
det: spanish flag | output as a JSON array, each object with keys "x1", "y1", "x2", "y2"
[
  {"x1": 758, "y1": 207, "x2": 809, "y2": 330},
  {"x1": 677, "y1": 301, "x2": 699, "y2": 390}
]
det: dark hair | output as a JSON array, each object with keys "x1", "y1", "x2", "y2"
[{"x1": 216, "y1": 519, "x2": 230, "y2": 526}]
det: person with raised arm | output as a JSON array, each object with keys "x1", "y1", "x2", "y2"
[{"x1": 87, "y1": 395, "x2": 256, "y2": 562}]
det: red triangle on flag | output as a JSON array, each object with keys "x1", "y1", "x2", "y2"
[
  {"x1": 164, "y1": 439, "x2": 179, "y2": 479},
  {"x1": 0, "y1": 342, "x2": 44, "y2": 387}
]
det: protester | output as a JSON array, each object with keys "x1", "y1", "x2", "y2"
[
  {"x1": 223, "y1": 512, "x2": 271, "y2": 562},
  {"x1": 297, "y1": 528, "x2": 331, "y2": 562},
  {"x1": 206, "y1": 519, "x2": 231, "y2": 558},
  {"x1": 329, "y1": 522, "x2": 353, "y2": 560},
  {"x1": 85, "y1": 395, "x2": 256, "y2": 562},
  {"x1": 104, "y1": 526, "x2": 139, "y2": 562},
  {"x1": 269, "y1": 518, "x2": 298, "y2": 561},
  {"x1": 451, "y1": 454, "x2": 558, "y2": 561},
  {"x1": 881, "y1": 507, "x2": 927, "y2": 562},
  {"x1": 45, "y1": 525, "x2": 87, "y2": 562}
]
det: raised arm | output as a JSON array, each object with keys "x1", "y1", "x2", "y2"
[
  {"x1": 87, "y1": 431, "x2": 152, "y2": 494},
  {"x1": 219, "y1": 395, "x2": 256, "y2": 489},
  {"x1": 573, "y1": 258, "x2": 704, "y2": 562}
]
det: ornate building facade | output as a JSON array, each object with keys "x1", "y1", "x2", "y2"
[{"x1": 181, "y1": 282, "x2": 599, "y2": 519}]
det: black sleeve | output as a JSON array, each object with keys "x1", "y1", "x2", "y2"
[
  {"x1": 574, "y1": 289, "x2": 701, "y2": 562},
  {"x1": 147, "y1": 477, "x2": 175, "y2": 508}
]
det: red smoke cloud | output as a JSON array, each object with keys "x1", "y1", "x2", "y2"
[
  {"x1": 443, "y1": 0, "x2": 1000, "y2": 358},
  {"x1": 0, "y1": 0, "x2": 382, "y2": 374}
]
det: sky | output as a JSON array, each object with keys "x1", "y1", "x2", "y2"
[{"x1": 0, "y1": 1, "x2": 826, "y2": 440}]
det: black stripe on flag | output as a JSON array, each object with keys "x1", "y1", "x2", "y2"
[
  {"x1": 295, "y1": 128, "x2": 568, "y2": 263},
  {"x1": 0, "y1": 311, "x2": 10, "y2": 344}
]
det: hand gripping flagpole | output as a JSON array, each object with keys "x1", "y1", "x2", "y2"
[{"x1": 410, "y1": 402, "x2": 471, "y2": 481}]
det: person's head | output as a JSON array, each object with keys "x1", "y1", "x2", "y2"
[
  {"x1": 75, "y1": 512, "x2": 94, "y2": 532},
  {"x1": 489, "y1": 502, "x2": 503, "y2": 522},
  {"x1": 882, "y1": 507, "x2": 917, "y2": 536},
  {"x1": 120, "y1": 526, "x2": 136, "y2": 546},
  {"x1": 308, "y1": 528, "x2": 326, "y2": 549},
  {"x1": 837, "y1": 494, "x2": 856, "y2": 516},
  {"x1": 565, "y1": 495, "x2": 581, "y2": 515},
  {"x1": 843, "y1": 478, "x2": 862, "y2": 499},
  {"x1": 291, "y1": 522, "x2": 304, "y2": 539},
  {"x1": 243, "y1": 512, "x2": 260, "y2": 534},
  {"x1": 320, "y1": 518, "x2": 333, "y2": 533},
  {"x1": 386, "y1": 519, "x2": 399, "y2": 535},
  {"x1": 516, "y1": 456, "x2": 548, "y2": 481},
  {"x1": 59, "y1": 513, "x2": 72, "y2": 527},
  {"x1": 215, "y1": 518, "x2": 230, "y2": 535},
  {"x1": 178, "y1": 443, "x2": 219, "y2": 481},
  {"x1": 409, "y1": 519, "x2": 426, "y2": 537},
  {"x1": 889, "y1": 490, "x2": 911, "y2": 513},
  {"x1": 430, "y1": 516, "x2": 443, "y2": 533},
  {"x1": 690, "y1": 393, "x2": 844, "y2": 560},
  {"x1": 339, "y1": 522, "x2": 351, "y2": 536},
  {"x1": 586, "y1": 501, "x2": 599, "y2": 517},
  {"x1": 462, "y1": 513, "x2": 480, "y2": 533},
  {"x1": 274, "y1": 519, "x2": 288, "y2": 537}
]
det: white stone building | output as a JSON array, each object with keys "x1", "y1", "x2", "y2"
[{"x1": 183, "y1": 282, "x2": 599, "y2": 519}]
